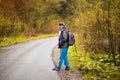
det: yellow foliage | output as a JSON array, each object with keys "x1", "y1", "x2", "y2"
[{"x1": 0, "y1": 34, "x2": 57, "y2": 47}]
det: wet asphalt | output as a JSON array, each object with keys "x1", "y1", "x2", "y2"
[{"x1": 0, "y1": 37, "x2": 60, "y2": 80}]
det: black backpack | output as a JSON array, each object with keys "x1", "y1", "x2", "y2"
[{"x1": 67, "y1": 31, "x2": 75, "y2": 46}]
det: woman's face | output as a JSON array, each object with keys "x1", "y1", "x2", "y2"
[{"x1": 59, "y1": 25, "x2": 63, "y2": 30}]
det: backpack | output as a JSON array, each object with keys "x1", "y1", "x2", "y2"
[{"x1": 67, "y1": 31, "x2": 75, "y2": 46}]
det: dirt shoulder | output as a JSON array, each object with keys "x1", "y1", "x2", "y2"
[{"x1": 52, "y1": 46, "x2": 82, "y2": 80}]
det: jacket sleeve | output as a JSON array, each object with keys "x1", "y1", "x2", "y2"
[
  {"x1": 61, "y1": 31, "x2": 67, "y2": 45},
  {"x1": 62, "y1": 30, "x2": 68, "y2": 42},
  {"x1": 59, "y1": 31, "x2": 68, "y2": 45}
]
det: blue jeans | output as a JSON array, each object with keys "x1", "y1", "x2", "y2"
[{"x1": 58, "y1": 47, "x2": 70, "y2": 69}]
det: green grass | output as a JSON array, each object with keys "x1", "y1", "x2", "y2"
[
  {"x1": 0, "y1": 33, "x2": 57, "y2": 47},
  {"x1": 68, "y1": 45, "x2": 120, "y2": 80}
]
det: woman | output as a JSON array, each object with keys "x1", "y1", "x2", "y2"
[{"x1": 53, "y1": 22, "x2": 70, "y2": 71}]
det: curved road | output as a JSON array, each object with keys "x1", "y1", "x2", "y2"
[{"x1": 0, "y1": 37, "x2": 60, "y2": 80}]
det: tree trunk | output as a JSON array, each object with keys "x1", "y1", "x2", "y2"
[{"x1": 107, "y1": 0, "x2": 116, "y2": 66}]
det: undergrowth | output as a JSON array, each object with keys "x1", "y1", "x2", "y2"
[{"x1": 69, "y1": 46, "x2": 120, "y2": 80}]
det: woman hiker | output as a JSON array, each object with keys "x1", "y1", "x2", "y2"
[{"x1": 53, "y1": 22, "x2": 70, "y2": 71}]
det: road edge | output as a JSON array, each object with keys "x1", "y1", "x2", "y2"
[{"x1": 52, "y1": 45, "x2": 83, "y2": 80}]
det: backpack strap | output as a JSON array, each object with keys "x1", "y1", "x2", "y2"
[{"x1": 67, "y1": 31, "x2": 69, "y2": 45}]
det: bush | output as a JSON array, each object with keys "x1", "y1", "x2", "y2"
[{"x1": 69, "y1": 47, "x2": 120, "y2": 80}]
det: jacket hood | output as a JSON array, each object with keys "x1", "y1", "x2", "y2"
[{"x1": 61, "y1": 26, "x2": 66, "y2": 31}]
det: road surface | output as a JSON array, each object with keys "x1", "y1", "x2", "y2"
[{"x1": 0, "y1": 37, "x2": 60, "y2": 80}]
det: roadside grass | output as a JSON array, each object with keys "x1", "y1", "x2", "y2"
[
  {"x1": 68, "y1": 38, "x2": 120, "y2": 80},
  {"x1": 0, "y1": 33, "x2": 57, "y2": 47}
]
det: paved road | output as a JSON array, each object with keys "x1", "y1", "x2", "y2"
[{"x1": 0, "y1": 37, "x2": 60, "y2": 80}]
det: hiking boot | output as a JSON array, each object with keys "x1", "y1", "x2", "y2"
[
  {"x1": 52, "y1": 67, "x2": 60, "y2": 71},
  {"x1": 65, "y1": 67, "x2": 70, "y2": 71}
]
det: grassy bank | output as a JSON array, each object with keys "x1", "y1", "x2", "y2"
[
  {"x1": 68, "y1": 41, "x2": 120, "y2": 80},
  {"x1": 69, "y1": 49, "x2": 120, "y2": 80},
  {"x1": 0, "y1": 34, "x2": 57, "y2": 47}
]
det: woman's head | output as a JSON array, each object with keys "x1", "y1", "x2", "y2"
[{"x1": 59, "y1": 22, "x2": 66, "y2": 31}]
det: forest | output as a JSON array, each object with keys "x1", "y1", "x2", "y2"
[{"x1": 0, "y1": 0, "x2": 120, "y2": 79}]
